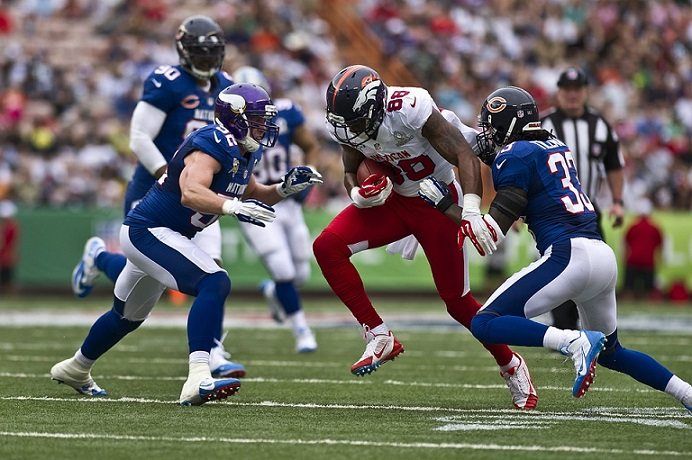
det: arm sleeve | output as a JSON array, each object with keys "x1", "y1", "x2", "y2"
[
  {"x1": 601, "y1": 118, "x2": 624, "y2": 171},
  {"x1": 129, "y1": 101, "x2": 168, "y2": 176}
]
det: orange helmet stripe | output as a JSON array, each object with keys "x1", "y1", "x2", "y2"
[{"x1": 331, "y1": 65, "x2": 369, "y2": 108}]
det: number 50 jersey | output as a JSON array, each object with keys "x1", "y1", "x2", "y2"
[{"x1": 492, "y1": 138, "x2": 601, "y2": 254}]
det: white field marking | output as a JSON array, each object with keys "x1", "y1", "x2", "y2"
[
  {"x1": 433, "y1": 414, "x2": 691, "y2": 432},
  {"x1": 0, "y1": 372, "x2": 659, "y2": 394},
  {"x1": 2, "y1": 396, "x2": 689, "y2": 422},
  {"x1": 0, "y1": 431, "x2": 688, "y2": 456}
]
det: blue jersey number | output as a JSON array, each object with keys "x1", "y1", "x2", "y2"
[{"x1": 548, "y1": 151, "x2": 595, "y2": 214}]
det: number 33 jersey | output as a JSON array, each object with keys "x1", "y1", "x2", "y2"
[
  {"x1": 338, "y1": 86, "x2": 479, "y2": 197},
  {"x1": 492, "y1": 138, "x2": 601, "y2": 254},
  {"x1": 125, "y1": 124, "x2": 262, "y2": 238}
]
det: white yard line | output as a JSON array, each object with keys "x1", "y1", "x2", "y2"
[
  {"x1": 0, "y1": 372, "x2": 662, "y2": 394},
  {"x1": 0, "y1": 430, "x2": 688, "y2": 456}
]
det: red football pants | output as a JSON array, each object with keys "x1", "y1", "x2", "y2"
[{"x1": 313, "y1": 188, "x2": 513, "y2": 366}]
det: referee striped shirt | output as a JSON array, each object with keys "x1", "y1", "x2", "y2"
[{"x1": 540, "y1": 106, "x2": 624, "y2": 203}]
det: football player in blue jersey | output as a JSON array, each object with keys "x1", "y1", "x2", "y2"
[
  {"x1": 51, "y1": 84, "x2": 323, "y2": 405},
  {"x1": 418, "y1": 86, "x2": 692, "y2": 412},
  {"x1": 232, "y1": 66, "x2": 318, "y2": 353},
  {"x1": 70, "y1": 15, "x2": 245, "y2": 378}
]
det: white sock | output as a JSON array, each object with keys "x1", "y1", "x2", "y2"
[
  {"x1": 499, "y1": 354, "x2": 520, "y2": 373},
  {"x1": 664, "y1": 375, "x2": 692, "y2": 403},
  {"x1": 288, "y1": 310, "x2": 309, "y2": 336},
  {"x1": 188, "y1": 351, "x2": 211, "y2": 378},
  {"x1": 74, "y1": 349, "x2": 95, "y2": 370},
  {"x1": 371, "y1": 323, "x2": 390, "y2": 335},
  {"x1": 542, "y1": 327, "x2": 581, "y2": 351}
]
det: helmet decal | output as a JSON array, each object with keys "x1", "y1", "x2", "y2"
[
  {"x1": 486, "y1": 96, "x2": 507, "y2": 114},
  {"x1": 352, "y1": 80, "x2": 382, "y2": 113}
]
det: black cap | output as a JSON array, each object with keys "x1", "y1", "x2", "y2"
[{"x1": 557, "y1": 67, "x2": 588, "y2": 88}]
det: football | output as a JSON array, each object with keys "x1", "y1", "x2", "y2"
[{"x1": 356, "y1": 158, "x2": 395, "y2": 185}]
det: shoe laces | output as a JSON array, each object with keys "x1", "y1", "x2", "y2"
[{"x1": 213, "y1": 332, "x2": 231, "y2": 360}]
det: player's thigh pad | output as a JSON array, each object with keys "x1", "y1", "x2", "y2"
[
  {"x1": 113, "y1": 260, "x2": 166, "y2": 321},
  {"x1": 573, "y1": 238, "x2": 618, "y2": 336},
  {"x1": 482, "y1": 239, "x2": 591, "y2": 318},
  {"x1": 191, "y1": 220, "x2": 222, "y2": 261},
  {"x1": 120, "y1": 225, "x2": 226, "y2": 295}
]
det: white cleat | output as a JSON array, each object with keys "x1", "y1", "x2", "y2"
[
  {"x1": 179, "y1": 375, "x2": 241, "y2": 406},
  {"x1": 295, "y1": 328, "x2": 317, "y2": 353},
  {"x1": 351, "y1": 326, "x2": 404, "y2": 376},
  {"x1": 500, "y1": 353, "x2": 538, "y2": 410},
  {"x1": 210, "y1": 336, "x2": 246, "y2": 378},
  {"x1": 50, "y1": 357, "x2": 107, "y2": 397},
  {"x1": 71, "y1": 237, "x2": 106, "y2": 298},
  {"x1": 560, "y1": 330, "x2": 606, "y2": 398}
]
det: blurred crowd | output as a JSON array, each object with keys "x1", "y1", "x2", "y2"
[
  {"x1": 0, "y1": 0, "x2": 690, "y2": 210},
  {"x1": 361, "y1": 0, "x2": 692, "y2": 210}
]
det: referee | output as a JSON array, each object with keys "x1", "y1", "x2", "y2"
[{"x1": 541, "y1": 67, "x2": 625, "y2": 330}]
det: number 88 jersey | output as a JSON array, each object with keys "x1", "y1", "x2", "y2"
[
  {"x1": 339, "y1": 86, "x2": 479, "y2": 197},
  {"x1": 491, "y1": 137, "x2": 601, "y2": 255}
]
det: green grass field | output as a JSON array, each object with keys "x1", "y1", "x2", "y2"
[{"x1": 0, "y1": 297, "x2": 690, "y2": 459}]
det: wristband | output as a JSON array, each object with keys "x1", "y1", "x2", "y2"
[
  {"x1": 612, "y1": 199, "x2": 623, "y2": 205},
  {"x1": 462, "y1": 193, "x2": 482, "y2": 214},
  {"x1": 436, "y1": 194, "x2": 454, "y2": 212},
  {"x1": 222, "y1": 199, "x2": 237, "y2": 215}
]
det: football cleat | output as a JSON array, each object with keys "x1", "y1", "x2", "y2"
[
  {"x1": 50, "y1": 358, "x2": 107, "y2": 397},
  {"x1": 295, "y1": 327, "x2": 317, "y2": 353},
  {"x1": 500, "y1": 353, "x2": 538, "y2": 410},
  {"x1": 210, "y1": 336, "x2": 246, "y2": 379},
  {"x1": 179, "y1": 376, "x2": 241, "y2": 406},
  {"x1": 561, "y1": 330, "x2": 606, "y2": 398},
  {"x1": 351, "y1": 327, "x2": 404, "y2": 376},
  {"x1": 259, "y1": 279, "x2": 285, "y2": 324},
  {"x1": 71, "y1": 237, "x2": 106, "y2": 298}
]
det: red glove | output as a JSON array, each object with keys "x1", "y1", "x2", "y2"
[{"x1": 351, "y1": 174, "x2": 393, "y2": 208}]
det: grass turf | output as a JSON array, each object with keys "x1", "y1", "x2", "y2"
[{"x1": 0, "y1": 297, "x2": 690, "y2": 459}]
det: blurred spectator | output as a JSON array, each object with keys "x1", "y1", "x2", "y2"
[
  {"x1": 622, "y1": 199, "x2": 663, "y2": 300},
  {"x1": 0, "y1": 200, "x2": 18, "y2": 293}
]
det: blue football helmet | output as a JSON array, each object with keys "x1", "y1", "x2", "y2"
[{"x1": 215, "y1": 83, "x2": 279, "y2": 152}]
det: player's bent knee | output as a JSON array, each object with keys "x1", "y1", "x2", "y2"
[
  {"x1": 108, "y1": 306, "x2": 144, "y2": 333},
  {"x1": 443, "y1": 293, "x2": 481, "y2": 327},
  {"x1": 313, "y1": 230, "x2": 349, "y2": 265},
  {"x1": 196, "y1": 271, "x2": 231, "y2": 300},
  {"x1": 470, "y1": 313, "x2": 493, "y2": 342}
]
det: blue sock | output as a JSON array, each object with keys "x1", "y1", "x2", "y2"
[
  {"x1": 598, "y1": 331, "x2": 674, "y2": 392},
  {"x1": 95, "y1": 252, "x2": 127, "y2": 283},
  {"x1": 80, "y1": 299, "x2": 143, "y2": 360},
  {"x1": 471, "y1": 312, "x2": 549, "y2": 347},
  {"x1": 274, "y1": 280, "x2": 301, "y2": 315},
  {"x1": 188, "y1": 272, "x2": 230, "y2": 353}
]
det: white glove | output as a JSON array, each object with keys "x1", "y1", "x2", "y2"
[
  {"x1": 350, "y1": 174, "x2": 393, "y2": 208},
  {"x1": 222, "y1": 198, "x2": 275, "y2": 227},
  {"x1": 460, "y1": 193, "x2": 499, "y2": 256},
  {"x1": 418, "y1": 177, "x2": 453, "y2": 211},
  {"x1": 277, "y1": 166, "x2": 323, "y2": 197}
]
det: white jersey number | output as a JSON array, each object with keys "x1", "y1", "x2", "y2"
[{"x1": 548, "y1": 151, "x2": 595, "y2": 214}]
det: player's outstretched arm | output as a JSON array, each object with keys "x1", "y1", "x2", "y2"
[{"x1": 341, "y1": 145, "x2": 365, "y2": 195}]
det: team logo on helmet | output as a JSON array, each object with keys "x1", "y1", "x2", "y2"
[
  {"x1": 361, "y1": 74, "x2": 375, "y2": 88},
  {"x1": 353, "y1": 80, "x2": 382, "y2": 112},
  {"x1": 486, "y1": 96, "x2": 507, "y2": 114}
]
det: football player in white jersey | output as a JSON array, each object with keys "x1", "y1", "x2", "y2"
[
  {"x1": 312, "y1": 65, "x2": 538, "y2": 410},
  {"x1": 232, "y1": 66, "x2": 318, "y2": 353}
]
